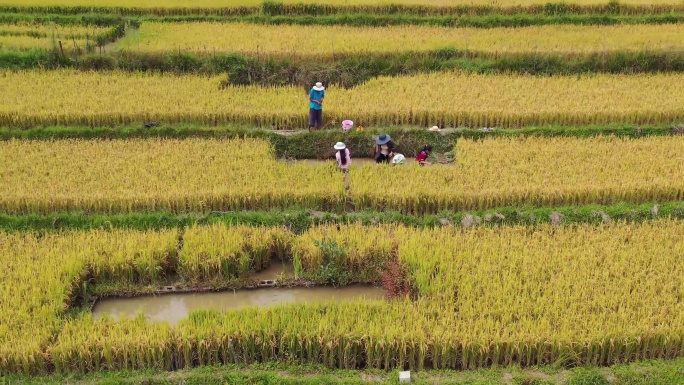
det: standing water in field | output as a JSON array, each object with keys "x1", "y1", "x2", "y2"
[{"x1": 93, "y1": 286, "x2": 384, "y2": 326}]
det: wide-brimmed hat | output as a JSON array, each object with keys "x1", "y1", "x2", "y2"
[
  {"x1": 429, "y1": 125, "x2": 441, "y2": 132},
  {"x1": 313, "y1": 82, "x2": 325, "y2": 91},
  {"x1": 334, "y1": 142, "x2": 346, "y2": 150},
  {"x1": 376, "y1": 134, "x2": 391, "y2": 145}
]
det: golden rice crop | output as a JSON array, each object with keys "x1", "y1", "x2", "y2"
[
  {"x1": 0, "y1": 219, "x2": 684, "y2": 373},
  {"x1": 0, "y1": 228, "x2": 177, "y2": 375},
  {"x1": 119, "y1": 22, "x2": 684, "y2": 58},
  {"x1": 351, "y1": 136, "x2": 684, "y2": 214},
  {"x1": 396, "y1": 221, "x2": 684, "y2": 368},
  {"x1": 3, "y1": 70, "x2": 684, "y2": 128},
  {"x1": 0, "y1": 0, "x2": 677, "y2": 8},
  {"x1": 51, "y1": 315, "x2": 175, "y2": 372},
  {"x1": 0, "y1": 23, "x2": 109, "y2": 38},
  {"x1": 291, "y1": 223, "x2": 408, "y2": 282},
  {"x1": 0, "y1": 34, "x2": 91, "y2": 50},
  {"x1": 0, "y1": 23, "x2": 108, "y2": 51},
  {"x1": 3, "y1": 136, "x2": 684, "y2": 216},
  {"x1": 179, "y1": 224, "x2": 292, "y2": 283},
  {"x1": 0, "y1": 138, "x2": 345, "y2": 214}
]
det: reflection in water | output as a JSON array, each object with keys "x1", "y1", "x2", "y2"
[
  {"x1": 94, "y1": 285, "x2": 384, "y2": 325},
  {"x1": 251, "y1": 260, "x2": 295, "y2": 281}
]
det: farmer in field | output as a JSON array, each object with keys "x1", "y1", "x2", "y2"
[
  {"x1": 416, "y1": 145, "x2": 433, "y2": 166},
  {"x1": 390, "y1": 150, "x2": 405, "y2": 166},
  {"x1": 334, "y1": 142, "x2": 351, "y2": 172},
  {"x1": 308, "y1": 82, "x2": 325, "y2": 131},
  {"x1": 373, "y1": 134, "x2": 396, "y2": 164}
]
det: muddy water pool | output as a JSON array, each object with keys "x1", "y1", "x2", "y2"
[{"x1": 93, "y1": 285, "x2": 384, "y2": 325}]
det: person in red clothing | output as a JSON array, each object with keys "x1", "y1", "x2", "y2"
[{"x1": 416, "y1": 145, "x2": 433, "y2": 166}]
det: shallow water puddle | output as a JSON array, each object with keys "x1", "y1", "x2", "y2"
[
  {"x1": 250, "y1": 259, "x2": 295, "y2": 281},
  {"x1": 93, "y1": 285, "x2": 384, "y2": 326}
]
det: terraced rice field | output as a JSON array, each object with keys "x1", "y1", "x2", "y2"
[
  {"x1": 3, "y1": 70, "x2": 684, "y2": 128},
  {"x1": 117, "y1": 22, "x2": 684, "y2": 57},
  {"x1": 2, "y1": 137, "x2": 684, "y2": 214},
  {"x1": 3, "y1": 0, "x2": 684, "y2": 381},
  {"x1": 3, "y1": 221, "x2": 684, "y2": 374}
]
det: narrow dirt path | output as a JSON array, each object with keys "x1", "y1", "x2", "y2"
[{"x1": 344, "y1": 171, "x2": 355, "y2": 212}]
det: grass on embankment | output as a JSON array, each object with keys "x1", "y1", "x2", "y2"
[
  {"x1": 4, "y1": 358, "x2": 684, "y2": 384},
  {"x1": 2, "y1": 1, "x2": 684, "y2": 17},
  {"x1": 5, "y1": 12, "x2": 684, "y2": 28},
  {"x1": 1, "y1": 201, "x2": 681, "y2": 233},
  {"x1": 5, "y1": 47, "x2": 684, "y2": 81},
  {"x1": 141, "y1": 12, "x2": 684, "y2": 28},
  {"x1": 1, "y1": 124, "x2": 680, "y2": 159}
]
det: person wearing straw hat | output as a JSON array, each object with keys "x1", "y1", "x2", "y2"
[
  {"x1": 373, "y1": 134, "x2": 396, "y2": 164},
  {"x1": 334, "y1": 142, "x2": 351, "y2": 172},
  {"x1": 308, "y1": 82, "x2": 325, "y2": 131}
]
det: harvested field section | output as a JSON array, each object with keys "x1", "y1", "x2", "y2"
[
  {"x1": 0, "y1": 138, "x2": 345, "y2": 214},
  {"x1": 118, "y1": 22, "x2": 684, "y2": 57},
  {"x1": 3, "y1": 70, "x2": 684, "y2": 128},
  {"x1": 351, "y1": 136, "x2": 684, "y2": 214}
]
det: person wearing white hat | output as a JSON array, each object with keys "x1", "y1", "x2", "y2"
[
  {"x1": 308, "y1": 82, "x2": 325, "y2": 131},
  {"x1": 390, "y1": 151, "x2": 406, "y2": 166},
  {"x1": 334, "y1": 142, "x2": 351, "y2": 172}
]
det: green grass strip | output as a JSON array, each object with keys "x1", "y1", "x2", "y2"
[
  {"x1": 1, "y1": 124, "x2": 678, "y2": 158},
  {"x1": 5, "y1": 358, "x2": 684, "y2": 384},
  {"x1": 146, "y1": 12, "x2": 684, "y2": 28},
  {"x1": 2, "y1": 1, "x2": 684, "y2": 17},
  {"x1": 1, "y1": 201, "x2": 682, "y2": 233},
  {"x1": 0, "y1": 12, "x2": 123, "y2": 26},
  {"x1": 3, "y1": 11, "x2": 684, "y2": 28}
]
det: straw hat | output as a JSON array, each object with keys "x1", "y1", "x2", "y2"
[
  {"x1": 429, "y1": 126, "x2": 441, "y2": 132},
  {"x1": 376, "y1": 134, "x2": 391, "y2": 145},
  {"x1": 313, "y1": 82, "x2": 325, "y2": 91},
  {"x1": 333, "y1": 142, "x2": 346, "y2": 150}
]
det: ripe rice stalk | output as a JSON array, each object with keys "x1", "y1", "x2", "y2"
[
  {"x1": 118, "y1": 22, "x2": 684, "y2": 59},
  {"x1": 3, "y1": 70, "x2": 684, "y2": 128}
]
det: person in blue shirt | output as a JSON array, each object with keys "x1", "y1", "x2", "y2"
[{"x1": 308, "y1": 82, "x2": 325, "y2": 131}]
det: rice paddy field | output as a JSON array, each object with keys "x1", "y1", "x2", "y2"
[
  {"x1": 0, "y1": 22, "x2": 110, "y2": 50},
  {"x1": 3, "y1": 0, "x2": 684, "y2": 383},
  {"x1": 117, "y1": 22, "x2": 684, "y2": 57},
  {"x1": 3, "y1": 70, "x2": 684, "y2": 128},
  {"x1": 2, "y1": 136, "x2": 684, "y2": 214},
  {"x1": 4, "y1": 221, "x2": 684, "y2": 375}
]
